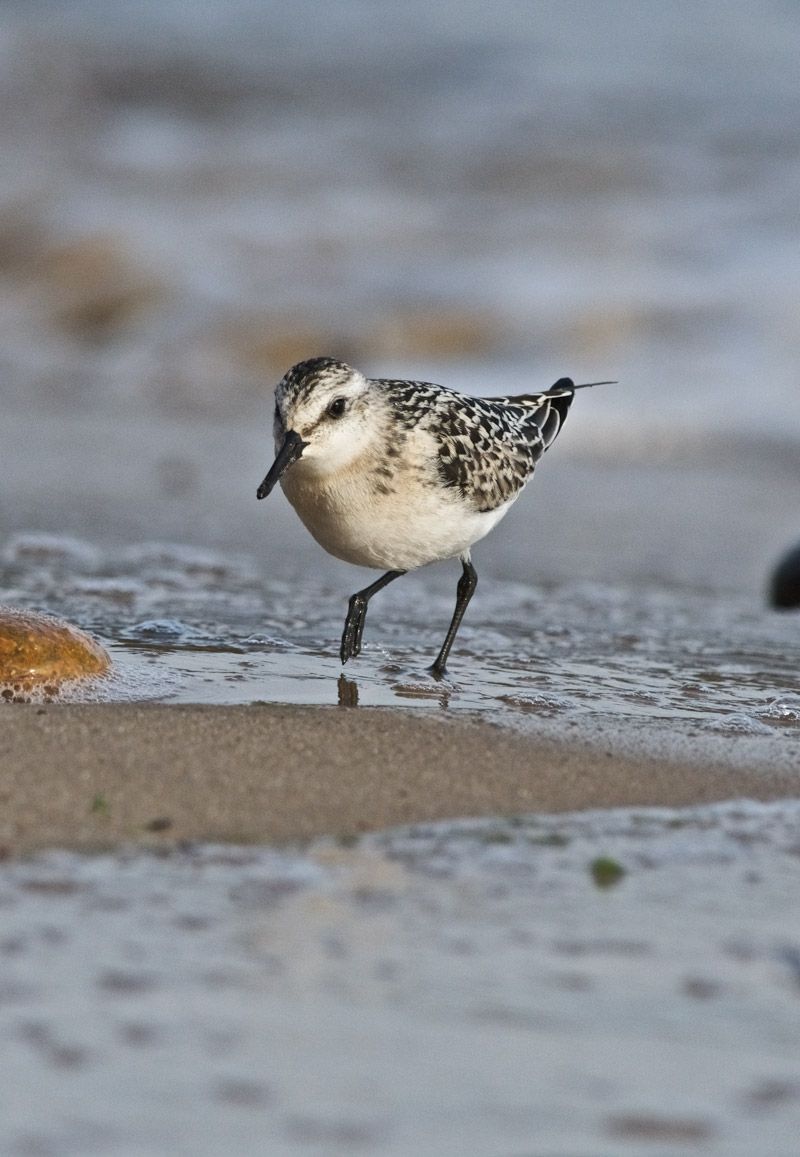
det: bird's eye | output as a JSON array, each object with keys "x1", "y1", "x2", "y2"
[{"x1": 328, "y1": 397, "x2": 347, "y2": 418}]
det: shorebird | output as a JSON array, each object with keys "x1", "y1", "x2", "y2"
[{"x1": 257, "y1": 357, "x2": 611, "y2": 677}]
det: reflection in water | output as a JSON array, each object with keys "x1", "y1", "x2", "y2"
[
  {"x1": 338, "y1": 671, "x2": 452, "y2": 711},
  {"x1": 337, "y1": 673, "x2": 359, "y2": 707},
  {"x1": 390, "y1": 673, "x2": 453, "y2": 708}
]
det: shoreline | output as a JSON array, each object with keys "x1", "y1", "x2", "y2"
[{"x1": 0, "y1": 702, "x2": 798, "y2": 856}]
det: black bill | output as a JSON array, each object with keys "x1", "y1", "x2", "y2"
[{"x1": 256, "y1": 430, "x2": 308, "y2": 499}]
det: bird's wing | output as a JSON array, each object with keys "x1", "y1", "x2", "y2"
[
  {"x1": 379, "y1": 377, "x2": 575, "y2": 514},
  {"x1": 434, "y1": 383, "x2": 575, "y2": 512}
]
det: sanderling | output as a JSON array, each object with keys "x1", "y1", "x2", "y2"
[{"x1": 257, "y1": 357, "x2": 612, "y2": 677}]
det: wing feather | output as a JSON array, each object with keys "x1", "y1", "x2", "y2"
[{"x1": 381, "y1": 377, "x2": 576, "y2": 513}]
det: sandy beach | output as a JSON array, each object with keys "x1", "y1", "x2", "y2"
[{"x1": 0, "y1": 703, "x2": 797, "y2": 856}]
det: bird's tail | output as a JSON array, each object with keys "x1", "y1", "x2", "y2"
[
  {"x1": 547, "y1": 377, "x2": 617, "y2": 395},
  {"x1": 499, "y1": 377, "x2": 616, "y2": 452},
  {"x1": 572, "y1": 378, "x2": 617, "y2": 390}
]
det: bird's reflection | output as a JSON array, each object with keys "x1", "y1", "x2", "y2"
[
  {"x1": 337, "y1": 670, "x2": 453, "y2": 708},
  {"x1": 337, "y1": 673, "x2": 359, "y2": 707}
]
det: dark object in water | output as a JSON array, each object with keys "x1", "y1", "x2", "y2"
[{"x1": 770, "y1": 542, "x2": 800, "y2": 609}]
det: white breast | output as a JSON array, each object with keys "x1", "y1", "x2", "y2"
[{"x1": 281, "y1": 454, "x2": 516, "y2": 572}]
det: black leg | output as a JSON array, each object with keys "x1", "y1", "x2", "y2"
[
  {"x1": 340, "y1": 569, "x2": 405, "y2": 665},
  {"x1": 430, "y1": 558, "x2": 478, "y2": 679}
]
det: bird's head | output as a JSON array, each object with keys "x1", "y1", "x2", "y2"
[{"x1": 257, "y1": 357, "x2": 373, "y2": 498}]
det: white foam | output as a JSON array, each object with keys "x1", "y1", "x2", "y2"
[{"x1": 1, "y1": 660, "x2": 178, "y2": 706}]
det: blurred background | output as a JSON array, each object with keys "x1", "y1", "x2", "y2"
[{"x1": 1, "y1": 0, "x2": 799, "y2": 594}]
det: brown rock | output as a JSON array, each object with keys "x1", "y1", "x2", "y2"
[{"x1": 0, "y1": 607, "x2": 110, "y2": 696}]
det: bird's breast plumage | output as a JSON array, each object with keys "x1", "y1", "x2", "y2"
[{"x1": 280, "y1": 428, "x2": 513, "y2": 571}]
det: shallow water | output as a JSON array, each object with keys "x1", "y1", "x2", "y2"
[
  {"x1": 1, "y1": 0, "x2": 799, "y2": 738},
  {"x1": 2, "y1": 531, "x2": 799, "y2": 733},
  {"x1": 2, "y1": 800, "x2": 800, "y2": 1156}
]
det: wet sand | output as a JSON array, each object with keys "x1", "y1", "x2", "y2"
[{"x1": 1, "y1": 702, "x2": 798, "y2": 856}]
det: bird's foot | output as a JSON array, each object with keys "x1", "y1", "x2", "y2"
[{"x1": 340, "y1": 594, "x2": 367, "y2": 664}]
